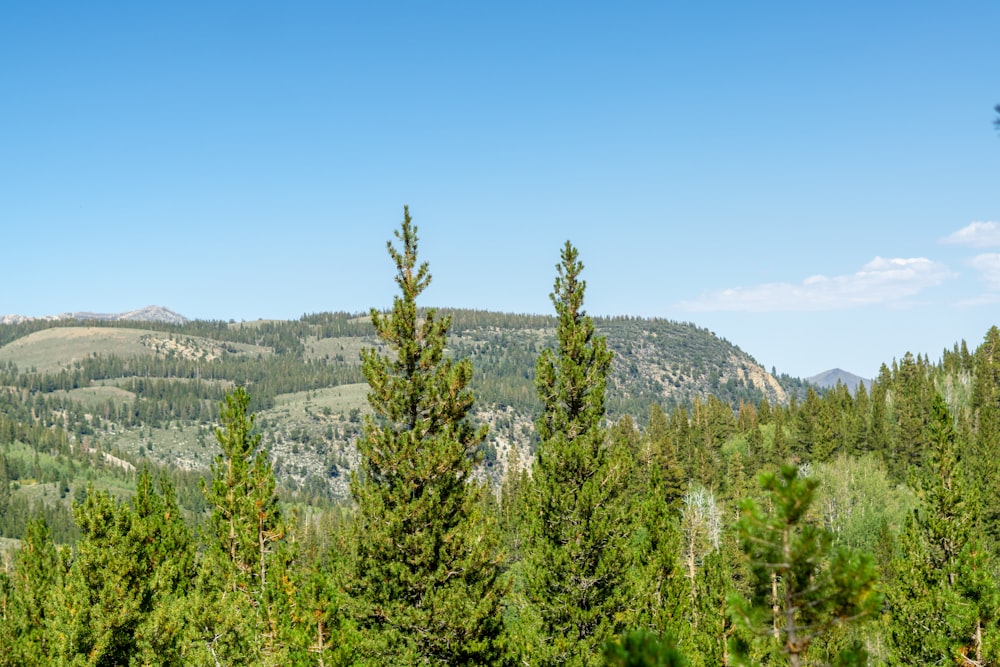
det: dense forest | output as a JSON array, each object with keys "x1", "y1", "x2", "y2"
[{"x1": 2, "y1": 212, "x2": 1000, "y2": 665}]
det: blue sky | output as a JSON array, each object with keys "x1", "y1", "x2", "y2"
[{"x1": 2, "y1": 2, "x2": 998, "y2": 379}]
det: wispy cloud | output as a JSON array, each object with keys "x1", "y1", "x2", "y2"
[
  {"x1": 956, "y1": 293, "x2": 1000, "y2": 307},
  {"x1": 968, "y1": 253, "x2": 1000, "y2": 290},
  {"x1": 678, "y1": 257, "x2": 955, "y2": 313},
  {"x1": 941, "y1": 221, "x2": 1000, "y2": 247}
]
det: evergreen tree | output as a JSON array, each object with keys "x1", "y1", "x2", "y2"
[
  {"x1": 350, "y1": 207, "x2": 503, "y2": 665},
  {"x1": 971, "y1": 326, "x2": 1000, "y2": 539},
  {"x1": 729, "y1": 466, "x2": 881, "y2": 667},
  {"x1": 769, "y1": 408, "x2": 790, "y2": 470},
  {"x1": 603, "y1": 629, "x2": 688, "y2": 667},
  {"x1": 499, "y1": 442, "x2": 530, "y2": 565},
  {"x1": 686, "y1": 529, "x2": 751, "y2": 667},
  {"x1": 868, "y1": 370, "x2": 893, "y2": 470},
  {"x1": 1, "y1": 517, "x2": 63, "y2": 666},
  {"x1": 889, "y1": 352, "x2": 934, "y2": 477},
  {"x1": 286, "y1": 530, "x2": 359, "y2": 667},
  {"x1": 643, "y1": 403, "x2": 685, "y2": 511},
  {"x1": 50, "y1": 470, "x2": 194, "y2": 665},
  {"x1": 191, "y1": 386, "x2": 288, "y2": 665},
  {"x1": 524, "y1": 241, "x2": 636, "y2": 665},
  {"x1": 885, "y1": 394, "x2": 1000, "y2": 665}
]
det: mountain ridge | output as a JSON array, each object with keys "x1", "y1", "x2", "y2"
[
  {"x1": 0, "y1": 309, "x2": 812, "y2": 497},
  {"x1": 0, "y1": 305, "x2": 188, "y2": 326},
  {"x1": 806, "y1": 368, "x2": 871, "y2": 393}
]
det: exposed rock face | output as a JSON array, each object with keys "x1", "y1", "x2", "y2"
[
  {"x1": 730, "y1": 353, "x2": 788, "y2": 404},
  {"x1": 0, "y1": 306, "x2": 188, "y2": 326},
  {"x1": 116, "y1": 306, "x2": 189, "y2": 325}
]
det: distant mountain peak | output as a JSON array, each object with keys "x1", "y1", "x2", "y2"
[
  {"x1": 115, "y1": 305, "x2": 189, "y2": 324},
  {"x1": 0, "y1": 306, "x2": 188, "y2": 326},
  {"x1": 806, "y1": 368, "x2": 871, "y2": 392}
]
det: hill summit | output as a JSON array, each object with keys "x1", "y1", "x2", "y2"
[
  {"x1": 806, "y1": 368, "x2": 871, "y2": 393},
  {"x1": 0, "y1": 305, "x2": 188, "y2": 326}
]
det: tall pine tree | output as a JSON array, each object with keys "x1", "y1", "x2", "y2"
[
  {"x1": 885, "y1": 394, "x2": 1000, "y2": 665},
  {"x1": 523, "y1": 241, "x2": 636, "y2": 666},
  {"x1": 191, "y1": 386, "x2": 288, "y2": 665},
  {"x1": 729, "y1": 466, "x2": 881, "y2": 667},
  {"x1": 351, "y1": 207, "x2": 503, "y2": 665}
]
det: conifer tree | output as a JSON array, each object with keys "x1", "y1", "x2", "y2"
[
  {"x1": 192, "y1": 386, "x2": 288, "y2": 665},
  {"x1": 499, "y1": 443, "x2": 530, "y2": 565},
  {"x1": 729, "y1": 466, "x2": 881, "y2": 667},
  {"x1": 287, "y1": 544, "x2": 358, "y2": 667},
  {"x1": 524, "y1": 241, "x2": 636, "y2": 665},
  {"x1": 885, "y1": 394, "x2": 1000, "y2": 665},
  {"x1": 971, "y1": 325, "x2": 1000, "y2": 539},
  {"x1": 351, "y1": 207, "x2": 503, "y2": 665},
  {"x1": 1, "y1": 517, "x2": 62, "y2": 666},
  {"x1": 602, "y1": 629, "x2": 689, "y2": 667},
  {"x1": 769, "y1": 408, "x2": 790, "y2": 469},
  {"x1": 643, "y1": 403, "x2": 685, "y2": 511},
  {"x1": 50, "y1": 470, "x2": 194, "y2": 665}
]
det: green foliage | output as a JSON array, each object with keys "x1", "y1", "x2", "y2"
[
  {"x1": 191, "y1": 386, "x2": 289, "y2": 665},
  {"x1": 523, "y1": 241, "x2": 637, "y2": 666},
  {"x1": 4, "y1": 233, "x2": 1000, "y2": 665},
  {"x1": 810, "y1": 454, "x2": 914, "y2": 553},
  {"x1": 48, "y1": 470, "x2": 194, "y2": 665},
  {"x1": 884, "y1": 394, "x2": 1000, "y2": 665},
  {"x1": 603, "y1": 629, "x2": 688, "y2": 667},
  {"x1": 1, "y1": 517, "x2": 63, "y2": 666},
  {"x1": 729, "y1": 466, "x2": 882, "y2": 667},
  {"x1": 350, "y1": 208, "x2": 503, "y2": 665}
]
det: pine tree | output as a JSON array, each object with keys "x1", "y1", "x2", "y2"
[
  {"x1": 523, "y1": 241, "x2": 636, "y2": 666},
  {"x1": 499, "y1": 442, "x2": 530, "y2": 565},
  {"x1": 643, "y1": 403, "x2": 685, "y2": 511},
  {"x1": 2, "y1": 516, "x2": 63, "y2": 666},
  {"x1": 350, "y1": 207, "x2": 503, "y2": 665},
  {"x1": 287, "y1": 534, "x2": 358, "y2": 667},
  {"x1": 729, "y1": 466, "x2": 882, "y2": 667},
  {"x1": 687, "y1": 529, "x2": 751, "y2": 667},
  {"x1": 971, "y1": 326, "x2": 1000, "y2": 539},
  {"x1": 192, "y1": 386, "x2": 288, "y2": 665},
  {"x1": 602, "y1": 629, "x2": 689, "y2": 667},
  {"x1": 769, "y1": 408, "x2": 790, "y2": 469},
  {"x1": 885, "y1": 394, "x2": 1000, "y2": 665},
  {"x1": 50, "y1": 470, "x2": 194, "y2": 665}
]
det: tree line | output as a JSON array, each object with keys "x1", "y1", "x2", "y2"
[{"x1": 3, "y1": 208, "x2": 1000, "y2": 665}]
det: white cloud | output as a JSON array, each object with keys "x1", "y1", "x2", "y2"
[
  {"x1": 968, "y1": 253, "x2": 1000, "y2": 290},
  {"x1": 678, "y1": 257, "x2": 955, "y2": 313},
  {"x1": 956, "y1": 293, "x2": 1000, "y2": 307},
  {"x1": 940, "y1": 221, "x2": 1000, "y2": 247}
]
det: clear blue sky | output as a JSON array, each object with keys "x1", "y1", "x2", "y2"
[{"x1": 2, "y1": 2, "x2": 998, "y2": 379}]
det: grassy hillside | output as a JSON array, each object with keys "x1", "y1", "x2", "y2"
[{"x1": 0, "y1": 311, "x2": 809, "y2": 515}]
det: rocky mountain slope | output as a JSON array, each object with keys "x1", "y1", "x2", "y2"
[
  {"x1": 0, "y1": 309, "x2": 810, "y2": 499},
  {"x1": 0, "y1": 305, "x2": 188, "y2": 326}
]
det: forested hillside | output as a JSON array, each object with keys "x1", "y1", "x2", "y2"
[
  {"x1": 0, "y1": 301, "x2": 806, "y2": 513},
  {"x1": 2, "y1": 218, "x2": 999, "y2": 665}
]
